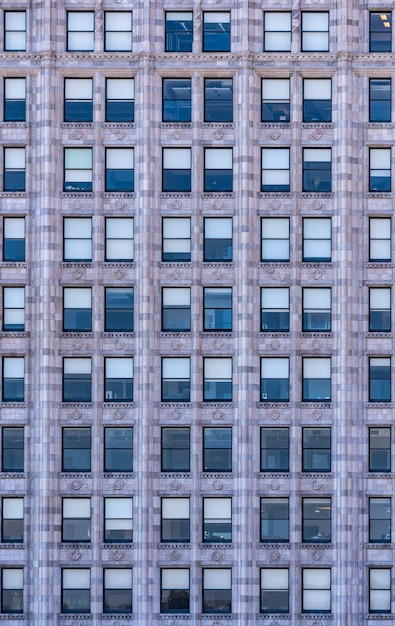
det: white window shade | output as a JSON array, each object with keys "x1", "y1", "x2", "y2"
[
  {"x1": 370, "y1": 288, "x2": 391, "y2": 308},
  {"x1": 106, "y1": 498, "x2": 133, "y2": 519},
  {"x1": 370, "y1": 568, "x2": 391, "y2": 588},
  {"x1": 303, "y1": 288, "x2": 331, "y2": 309},
  {"x1": 265, "y1": 12, "x2": 291, "y2": 30},
  {"x1": 64, "y1": 218, "x2": 92, "y2": 238},
  {"x1": 4, "y1": 148, "x2": 25, "y2": 169},
  {"x1": 262, "y1": 79, "x2": 289, "y2": 99},
  {"x1": 204, "y1": 569, "x2": 231, "y2": 589},
  {"x1": 163, "y1": 148, "x2": 191, "y2": 169},
  {"x1": 262, "y1": 218, "x2": 289, "y2": 238},
  {"x1": 5, "y1": 12, "x2": 26, "y2": 29},
  {"x1": 63, "y1": 499, "x2": 90, "y2": 517},
  {"x1": 371, "y1": 589, "x2": 391, "y2": 611},
  {"x1": 106, "y1": 12, "x2": 132, "y2": 30},
  {"x1": 304, "y1": 79, "x2": 331, "y2": 99},
  {"x1": 304, "y1": 148, "x2": 331, "y2": 163},
  {"x1": 371, "y1": 357, "x2": 391, "y2": 368},
  {"x1": 205, "y1": 358, "x2": 232, "y2": 379},
  {"x1": 261, "y1": 358, "x2": 289, "y2": 378},
  {"x1": 64, "y1": 358, "x2": 91, "y2": 375},
  {"x1": 65, "y1": 79, "x2": 92, "y2": 99},
  {"x1": 262, "y1": 148, "x2": 289, "y2": 169},
  {"x1": 3, "y1": 498, "x2": 23, "y2": 518},
  {"x1": 107, "y1": 78, "x2": 134, "y2": 100},
  {"x1": 204, "y1": 498, "x2": 231, "y2": 518},
  {"x1": 167, "y1": 12, "x2": 193, "y2": 21},
  {"x1": 4, "y1": 288, "x2": 24, "y2": 308},
  {"x1": 2, "y1": 570, "x2": 23, "y2": 589},
  {"x1": 163, "y1": 218, "x2": 190, "y2": 239},
  {"x1": 63, "y1": 569, "x2": 90, "y2": 589},
  {"x1": 162, "y1": 358, "x2": 190, "y2": 378},
  {"x1": 304, "y1": 218, "x2": 331, "y2": 238},
  {"x1": 265, "y1": 32, "x2": 291, "y2": 50},
  {"x1": 65, "y1": 148, "x2": 92, "y2": 169},
  {"x1": 304, "y1": 358, "x2": 331, "y2": 378},
  {"x1": 162, "y1": 498, "x2": 190, "y2": 518},
  {"x1": 370, "y1": 218, "x2": 390, "y2": 239},
  {"x1": 302, "y1": 12, "x2": 328, "y2": 31},
  {"x1": 261, "y1": 288, "x2": 289, "y2": 308},
  {"x1": 105, "y1": 569, "x2": 132, "y2": 589},
  {"x1": 163, "y1": 288, "x2": 190, "y2": 306},
  {"x1": 107, "y1": 148, "x2": 134, "y2": 169},
  {"x1": 106, "y1": 218, "x2": 133, "y2": 238},
  {"x1": 204, "y1": 12, "x2": 230, "y2": 23},
  {"x1": 4, "y1": 218, "x2": 24, "y2": 238},
  {"x1": 370, "y1": 149, "x2": 391, "y2": 169},
  {"x1": 3, "y1": 357, "x2": 24, "y2": 377},
  {"x1": 162, "y1": 569, "x2": 189, "y2": 589},
  {"x1": 105, "y1": 358, "x2": 133, "y2": 378},
  {"x1": 261, "y1": 568, "x2": 288, "y2": 589},
  {"x1": 68, "y1": 12, "x2": 94, "y2": 31},
  {"x1": 5, "y1": 79, "x2": 25, "y2": 99},
  {"x1": 205, "y1": 149, "x2": 233, "y2": 169},
  {"x1": 205, "y1": 218, "x2": 232, "y2": 238},
  {"x1": 64, "y1": 288, "x2": 91, "y2": 308}
]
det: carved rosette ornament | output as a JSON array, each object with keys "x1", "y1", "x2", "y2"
[
  {"x1": 213, "y1": 479, "x2": 223, "y2": 490},
  {"x1": 271, "y1": 339, "x2": 280, "y2": 351},
  {"x1": 170, "y1": 550, "x2": 181, "y2": 561},
  {"x1": 270, "y1": 130, "x2": 281, "y2": 140},
  {"x1": 171, "y1": 269, "x2": 182, "y2": 280},
  {"x1": 213, "y1": 269, "x2": 224, "y2": 280},
  {"x1": 312, "y1": 410, "x2": 322, "y2": 420},
  {"x1": 172, "y1": 409, "x2": 181, "y2": 421},
  {"x1": 70, "y1": 480, "x2": 82, "y2": 491},
  {"x1": 112, "y1": 199, "x2": 125, "y2": 210},
  {"x1": 113, "y1": 550, "x2": 124, "y2": 561},
  {"x1": 312, "y1": 199, "x2": 323, "y2": 210},
  {"x1": 270, "y1": 199, "x2": 281, "y2": 210},
  {"x1": 270, "y1": 550, "x2": 280, "y2": 562},
  {"x1": 113, "y1": 479, "x2": 124, "y2": 491},
  {"x1": 113, "y1": 410, "x2": 124, "y2": 421},
  {"x1": 72, "y1": 130, "x2": 83, "y2": 140},
  {"x1": 214, "y1": 339, "x2": 224, "y2": 350},
  {"x1": 71, "y1": 409, "x2": 82, "y2": 420},
  {"x1": 72, "y1": 199, "x2": 83, "y2": 210},
  {"x1": 114, "y1": 269, "x2": 125, "y2": 279},
  {"x1": 269, "y1": 479, "x2": 280, "y2": 490},
  {"x1": 73, "y1": 339, "x2": 83, "y2": 350},
  {"x1": 213, "y1": 409, "x2": 224, "y2": 420},
  {"x1": 312, "y1": 479, "x2": 323, "y2": 490},
  {"x1": 312, "y1": 339, "x2": 322, "y2": 351},
  {"x1": 172, "y1": 199, "x2": 182, "y2": 209},
  {"x1": 114, "y1": 130, "x2": 125, "y2": 140},
  {"x1": 172, "y1": 130, "x2": 182, "y2": 140},
  {"x1": 172, "y1": 339, "x2": 182, "y2": 350},
  {"x1": 114, "y1": 339, "x2": 124, "y2": 350},
  {"x1": 270, "y1": 410, "x2": 280, "y2": 420},
  {"x1": 72, "y1": 269, "x2": 83, "y2": 280},
  {"x1": 313, "y1": 270, "x2": 323, "y2": 280},
  {"x1": 71, "y1": 550, "x2": 82, "y2": 561},
  {"x1": 211, "y1": 549, "x2": 224, "y2": 561},
  {"x1": 310, "y1": 129, "x2": 322, "y2": 140},
  {"x1": 213, "y1": 129, "x2": 224, "y2": 140},
  {"x1": 312, "y1": 549, "x2": 323, "y2": 561},
  {"x1": 171, "y1": 479, "x2": 181, "y2": 490},
  {"x1": 212, "y1": 198, "x2": 224, "y2": 210}
]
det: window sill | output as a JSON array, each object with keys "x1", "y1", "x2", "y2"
[
  {"x1": 201, "y1": 473, "x2": 233, "y2": 480},
  {"x1": 201, "y1": 192, "x2": 234, "y2": 199},
  {"x1": 300, "y1": 192, "x2": 333, "y2": 199},
  {"x1": 62, "y1": 122, "x2": 93, "y2": 129},
  {"x1": 160, "y1": 122, "x2": 191, "y2": 129},
  {"x1": 103, "y1": 122, "x2": 135, "y2": 129},
  {"x1": 102, "y1": 473, "x2": 134, "y2": 479}
]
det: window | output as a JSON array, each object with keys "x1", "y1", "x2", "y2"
[
  {"x1": 203, "y1": 12, "x2": 230, "y2": 52},
  {"x1": 63, "y1": 288, "x2": 92, "y2": 332},
  {"x1": 67, "y1": 12, "x2": 94, "y2": 52},
  {"x1": 165, "y1": 12, "x2": 193, "y2": 52},
  {"x1": 4, "y1": 147, "x2": 25, "y2": 192},
  {"x1": 202, "y1": 568, "x2": 231, "y2": 614},
  {"x1": 203, "y1": 498, "x2": 231, "y2": 543},
  {"x1": 162, "y1": 288, "x2": 191, "y2": 332},
  {"x1": 2, "y1": 357, "x2": 24, "y2": 402},
  {"x1": 301, "y1": 12, "x2": 329, "y2": 52},
  {"x1": 204, "y1": 288, "x2": 232, "y2": 331},
  {"x1": 262, "y1": 78, "x2": 290, "y2": 122},
  {"x1": 161, "y1": 357, "x2": 190, "y2": 402},
  {"x1": 104, "y1": 498, "x2": 133, "y2": 543},
  {"x1": 105, "y1": 358, "x2": 133, "y2": 402},
  {"x1": 369, "y1": 427, "x2": 391, "y2": 472},
  {"x1": 303, "y1": 427, "x2": 331, "y2": 472},
  {"x1": 370, "y1": 79, "x2": 391, "y2": 122},
  {"x1": 204, "y1": 358, "x2": 232, "y2": 402},
  {"x1": 2, "y1": 498, "x2": 23, "y2": 543},
  {"x1": 302, "y1": 568, "x2": 331, "y2": 613},
  {"x1": 261, "y1": 357, "x2": 289, "y2": 402},
  {"x1": 370, "y1": 569, "x2": 391, "y2": 613},
  {"x1": 105, "y1": 148, "x2": 134, "y2": 193},
  {"x1": 260, "y1": 498, "x2": 289, "y2": 543},
  {"x1": 4, "y1": 12, "x2": 26, "y2": 51},
  {"x1": 62, "y1": 568, "x2": 90, "y2": 614},
  {"x1": 163, "y1": 79, "x2": 191, "y2": 123},
  {"x1": 369, "y1": 288, "x2": 391, "y2": 332},
  {"x1": 161, "y1": 427, "x2": 190, "y2": 472},
  {"x1": 263, "y1": 12, "x2": 291, "y2": 52},
  {"x1": 261, "y1": 218, "x2": 290, "y2": 262},
  {"x1": 62, "y1": 427, "x2": 91, "y2": 472},
  {"x1": 106, "y1": 78, "x2": 134, "y2": 123},
  {"x1": 162, "y1": 217, "x2": 191, "y2": 262},
  {"x1": 63, "y1": 217, "x2": 92, "y2": 261},
  {"x1": 370, "y1": 12, "x2": 392, "y2": 52},
  {"x1": 369, "y1": 217, "x2": 391, "y2": 261},
  {"x1": 369, "y1": 498, "x2": 391, "y2": 543},
  {"x1": 161, "y1": 498, "x2": 190, "y2": 543},
  {"x1": 302, "y1": 288, "x2": 331, "y2": 332},
  {"x1": 303, "y1": 148, "x2": 331, "y2": 192},
  {"x1": 64, "y1": 148, "x2": 92, "y2": 192},
  {"x1": 3, "y1": 287, "x2": 24, "y2": 331},
  {"x1": 204, "y1": 148, "x2": 233, "y2": 192},
  {"x1": 3, "y1": 217, "x2": 25, "y2": 262},
  {"x1": 260, "y1": 569, "x2": 289, "y2": 614},
  {"x1": 162, "y1": 148, "x2": 191, "y2": 192},
  {"x1": 104, "y1": 569, "x2": 132, "y2": 614},
  {"x1": 302, "y1": 498, "x2": 331, "y2": 543},
  {"x1": 104, "y1": 428, "x2": 133, "y2": 472},
  {"x1": 63, "y1": 358, "x2": 91, "y2": 403},
  {"x1": 303, "y1": 218, "x2": 331, "y2": 262},
  {"x1": 4, "y1": 78, "x2": 26, "y2": 122},
  {"x1": 303, "y1": 357, "x2": 331, "y2": 402},
  {"x1": 105, "y1": 12, "x2": 132, "y2": 52},
  {"x1": 204, "y1": 218, "x2": 232, "y2": 262},
  {"x1": 369, "y1": 357, "x2": 391, "y2": 402},
  {"x1": 203, "y1": 427, "x2": 232, "y2": 472},
  {"x1": 303, "y1": 79, "x2": 332, "y2": 122},
  {"x1": 261, "y1": 148, "x2": 290, "y2": 192},
  {"x1": 1, "y1": 569, "x2": 23, "y2": 614},
  {"x1": 260, "y1": 428, "x2": 289, "y2": 472},
  {"x1": 105, "y1": 288, "x2": 134, "y2": 332},
  {"x1": 105, "y1": 218, "x2": 134, "y2": 262},
  {"x1": 64, "y1": 79, "x2": 93, "y2": 123},
  {"x1": 2, "y1": 428, "x2": 23, "y2": 473},
  {"x1": 204, "y1": 79, "x2": 233, "y2": 122},
  {"x1": 370, "y1": 148, "x2": 391, "y2": 192},
  {"x1": 161, "y1": 569, "x2": 189, "y2": 613},
  {"x1": 62, "y1": 498, "x2": 91, "y2": 543},
  {"x1": 261, "y1": 288, "x2": 289, "y2": 332}
]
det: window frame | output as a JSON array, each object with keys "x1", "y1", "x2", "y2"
[
  {"x1": 302, "y1": 148, "x2": 332, "y2": 193},
  {"x1": 203, "y1": 427, "x2": 232, "y2": 473},
  {"x1": 262, "y1": 78, "x2": 290, "y2": 122},
  {"x1": 204, "y1": 78, "x2": 233, "y2": 123},
  {"x1": 303, "y1": 78, "x2": 332, "y2": 123},
  {"x1": 3, "y1": 217, "x2": 25, "y2": 262},
  {"x1": 161, "y1": 497, "x2": 190, "y2": 543},
  {"x1": 162, "y1": 217, "x2": 191, "y2": 262},
  {"x1": 63, "y1": 287, "x2": 92, "y2": 332},
  {"x1": 104, "y1": 11, "x2": 133, "y2": 53},
  {"x1": 104, "y1": 427, "x2": 133, "y2": 473},
  {"x1": 301, "y1": 12, "x2": 329, "y2": 52},
  {"x1": 2, "y1": 357, "x2": 24, "y2": 402},
  {"x1": 302, "y1": 217, "x2": 331, "y2": 262},
  {"x1": 64, "y1": 78, "x2": 93, "y2": 123},
  {"x1": 263, "y1": 12, "x2": 291, "y2": 52},
  {"x1": 302, "y1": 568, "x2": 331, "y2": 614},
  {"x1": 62, "y1": 497, "x2": 91, "y2": 544},
  {"x1": 369, "y1": 357, "x2": 391, "y2": 402},
  {"x1": 261, "y1": 217, "x2": 290, "y2": 262},
  {"x1": 261, "y1": 148, "x2": 290, "y2": 192},
  {"x1": 66, "y1": 11, "x2": 94, "y2": 52},
  {"x1": 203, "y1": 357, "x2": 232, "y2": 402},
  {"x1": 105, "y1": 287, "x2": 134, "y2": 333},
  {"x1": 3, "y1": 147, "x2": 26, "y2": 192},
  {"x1": 161, "y1": 357, "x2": 191, "y2": 402},
  {"x1": 4, "y1": 11, "x2": 26, "y2": 52},
  {"x1": 369, "y1": 148, "x2": 391, "y2": 192},
  {"x1": 63, "y1": 147, "x2": 93, "y2": 193},
  {"x1": 162, "y1": 287, "x2": 191, "y2": 332},
  {"x1": 369, "y1": 427, "x2": 391, "y2": 473},
  {"x1": 4, "y1": 78, "x2": 26, "y2": 122},
  {"x1": 106, "y1": 78, "x2": 134, "y2": 123},
  {"x1": 163, "y1": 78, "x2": 192, "y2": 123},
  {"x1": 104, "y1": 497, "x2": 133, "y2": 544},
  {"x1": 370, "y1": 12, "x2": 392, "y2": 53},
  {"x1": 260, "y1": 568, "x2": 289, "y2": 614},
  {"x1": 160, "y1": 568, "x2": 190, "y2": 614},
  {"x1": 260, "y1": 357, "x2": 290, "y2": 402},
  {"x1": 260, "y1": 497, "x2": 289, "y2": 543},
  {"x1": 302, "y1": 427, "x2": 331, "y2": 473},
  {"x1": 62, "y1": 357, "x2": 92, "y2": 403},
  {"x1": 260, "y1": 427, "x2": 290, "y2": 472},
  {"x1": 103, "y1": 568, "x2": 133, "y2": 614},
  {"x1": 369, "y1": 78, "x2": 391, "y2": 123},
  {"x1": 202, "y1": 12, "x2": 231, "y2": 52},
  {"x1": 369, "y1": 217, "x2": 391, "y2": 262},
  {"x1": 202, "y1": 568, "x2": 232, "y2": 614},
  {"x1": 203, "y1": 287, "x2": 232, "y2": 332},
  {"x1": 1, "y1": 568, "x2": 23, "y2": 614},
  {"x1": 2, "y1": 286, "x2": 25, "y2": 332},
  {"x1": 105, "y1": 217, "x2": 134, "y2": 262},
  {"x1": 162, "y1": 147, "x2": 192, "y2": 193},
  {"x1": 2, "y1": 427, "x2": 24, "y2": 473},
  {"x1": 161, "y1": 427, "x2": 191, "y2": 473},
  {"x1": 104, "y1": 357, "x2": 133, "y2": 403},
  {"x1": 165, "y1": 12, "x2": 193, "y2": 53},
  {"x1": 61, "y1": 568, "x2": 91, "y2": 614},
  {"x1": 62, "y1": 427, "x2": 91, "y2": 473},
  {"x1": 204, "y1": 217, "x2": 232, "y2": 262},
  {"x1": 203, "y1": 497, "x2": 232, "y2": 544},
  {"x1": 302, "y1": 497, "x2": 331, "y2": 544},
  {"x1": 369, "y1": 568, "x2": 391, "y2": 614},
  {"x1": 1, "y1": 498, "x2": 23, "y2": 543}
]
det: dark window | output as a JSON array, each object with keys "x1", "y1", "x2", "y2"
[
  {"x1": 1, "y1": 498, "x2": 23, "y2": 543},
  {"x1": 161, "y1": 569, "x2": 190, "y2": 613},
  {"x1": 369, "y1": 427, "x2": 391, "y2": 472},
  {"x1": 104, "y1": 498, "x2": 133, "y2": 543},
  {"x1": 303, "y1": 148, "x2": 331, "y2": 192},
  {"x1": 4, "y1": 78, "x2": 26, "y2": 122},
  {"x1": 63, "y1": 358, "x2": 92, "y2": 403},
  {"x1": 203, "y1": 498, "x2": 232, "y2": 543},
  {"x1": 161, "y1": 428, "x2": 190, "y2": 472},
  {"x1": 161, "y1": 498, "x2": 190, "y2": 543},
  {"x1": 369, "y1": 358, "x2": 391, "y2": 402},
  {"x1": 103, "y1": 568, "x2": 132, "y2": 614},
  {"x1": 63, "y1": 288, "x2": 92, "y2": 332},
  {"x1": 204, "y1": 148, "x2": 233, "y2": 192},
  {"x1": 105, "y1": 148, "x2": 134, "y2": 192},
  {"x1": 161, "y1": 358, "x2": 190, "y2": 402},
  {"x1": 303, "y1": 358, "x2": 331, "y2": 402},
  {"x1": 202, "y1": 568, "x2": 231, "y2": 614},
  {"x1": 2, "y1": 428, "x2": 24, "y2": 473},
  {"x1": 4, "y1": 148, "x2": 25, "y2": 192},
  {"x1": 2, "y1": 357, "x2": 24, "y2": 402},
  {"x1": 260, "y1": 498, "x2": 289, "y2": 543},
  {"x1": 302, "y1": 427, "x2": 331, "y2": 472},
  {"x1": 204, "y1": 78, "x2": 233, "y2": 122},
  {"x1": 3, "y1": 217, "x2": 25, "y2": 262},
  {"x1": 1, "y1": 569, "x2": 23, "y2": 614},
  {"x1": 203, "y1": 358, "x2": 232, "y2": 402},
  {"x1": 302, "y1": 498, "x2": 331, "y2": 543},
  {"x1": 64, "y1": 78, "x2": 93, "y2": 122},
  {"x1": 62, "y1": 427, "x2": 91, "y2": 472},
  {"x1": 370, "y1": 148, "x2": 391, "y2": 192},
  {"x1": 303, "y1": 79, "x2": 332, "y2": 122},
  {"x1": 105, "y1": 288, "x2": 134, "y2": 332},
  {"x1": 369, "y1": 498, "x2": 391, "y2": 543},
  {"x1": 203, "y1": 427, "x2": 232, "y2": 472},
  {"x1": 203, "y1": 12, "x2": 230, "y2": 52},
  {"x1": 105, "y1": 358, "x2": 133, "y2": 402},
  {"x1": 62, "y1": 568, "x2": 90, "y2": 614},
  {"x1": 261, "y1": 357, "x2": 289, "y2": 402},
  {"x1": 204, "y1": 218, "x2": 232, "y2": 262},
  {"x1": 262, "y1": 78, "x2": 290, "y2": 122},
  {"x1": 104, "y1": 428, "x2": 133, "y2": 472},
  {"x1": 163, "y1": 78, "x2": 191, "y2": 122},
  {"x1": 165, "y1": 12, "x2": 193, "y2": 52},
  {"x1": 369, "y1": 288, "x2": 391, "y2": 332},
  {"x1": 261, "y1": 288, "x2": 289, "y2": 332},
  {"x1": 370, "y1": 12, "x2": 392, "y2": 52},
  {"x1": 62, "y1": 498, "x2": 91, "y2": 543},
  {"x1": 302, "y1": 288, "x2": 331, "y2": 332},
  {"x1": 162, "y1": 148, "x2": 191, "y2": 192},
  {"x1": 162, "y1": 288, "x2": 191, "y2": 332},
  {"x1": 260, "y1": 428, "x2": 289, "y2": 472},
  {"x1": 260, "y1": 568, "x2": 289, "y2": 614},
  {"x1": 303, "y1": 218, "x2": 331, "y2": 262},
  {"x1": 162, "y1": 217, "x2": 191, "y2": 262},
  {"x1": 204, "y1": 287, "x2": 232, "y2": 331},
  {"x1": 370, "y1": 79, "x2": 391, "y2": 122},
  {"x1": 106, "y1": 78, "x2": 134, "y2": 122}
]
